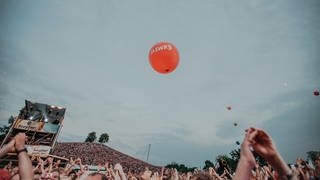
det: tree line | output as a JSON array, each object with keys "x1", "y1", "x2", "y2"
[
  {"x1": 165, "y1": 149, "x2": 320, "y2": 173},
  {"x1": 85, "y1": 131, "x2": 109, "y2": 143}
]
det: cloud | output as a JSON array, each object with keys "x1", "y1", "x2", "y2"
[
  {"x1": 260, "y1": 92, "x2": 320, "y2": 163},
  {"x1": 0, "y1": 0, "x2": 319, "y2": 168}
]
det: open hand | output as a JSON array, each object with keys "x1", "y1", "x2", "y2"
[{"x1": 246, "y1": 127, "x2": 277, "y2": 161}]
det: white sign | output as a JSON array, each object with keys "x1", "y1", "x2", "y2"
[{"x1": 26, "y1": 145, "x2": 51, "y2": 157}]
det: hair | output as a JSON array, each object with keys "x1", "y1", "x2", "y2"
[
  {"x1": 191, "y1": 173, "x2": 211, "y2": 180},
  {"x1": 88, "y1": 172, "x2": 108, "y2": 180}
]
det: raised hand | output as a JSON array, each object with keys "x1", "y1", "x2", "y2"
[
  {"x1": 234, "y1": 128, "x2": 258, "y2": 179},
  {"x1": 240, "y1": 128, "x2": 256, "y2": 168},
  {"x1": 31, "y1": 155, "x2": 36, "y2": 161},
  {"x1": 47, "y1": 157, "x2": 53, "y2": 165},
  {"x1": 7, "y1": 139, "x2": 16, "y2": 152},
  {"x1": 247, "y1": 127, "x2": 277, "y2": 161},
  {"x1": 97, "y1": 163, "x2": 102, "y2": 172},
  {"x1": 186, "y1": 171, "x2": 192, "y2": 180},
  {"x1": 141, "y1": 168, "x2": 152, "y2": 180},
  {"x1": 37, "y1": 156, "x2": 44, "y2": 164},
  {"x1": 172, "y1": 169, "x2": 179, "y2": 180},
  {"x1": 14, "y1": 133, "x2": 27, "y2": 151},
  {"x1": 76, "y1": 157, "x2": 82, "y2": 164},
  {"x1": 245, "y1": 127, "x2": 294, "y2": 179},
  {"x1": 69, "y1": 157, "x2": 75, "y2": 166}
]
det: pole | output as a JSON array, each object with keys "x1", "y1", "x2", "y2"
[{"x1": 146, "y1": 144, "x2": 151, "y2": 162}]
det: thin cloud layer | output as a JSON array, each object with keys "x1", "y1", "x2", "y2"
[{"x1": 0, "y1": 0, "x2": 319, "y2": 167}]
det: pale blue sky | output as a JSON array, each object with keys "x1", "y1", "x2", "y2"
[{"x1": 0, "y1": 0, "x2": 319, "y2": 167}]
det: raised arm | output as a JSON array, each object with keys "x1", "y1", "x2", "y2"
[
  {"x1": 0, "y1": 138, "x2": 15, "y2": 158},
  {"x1": 234, "y1": 128, "x2": 256, "y2": 180},
  {"x1": 15, "y1": 133, "x2": 34, "y2": 180},
  {"x1": 247, "y1": 127, "x2": 297, "y2": 180}
]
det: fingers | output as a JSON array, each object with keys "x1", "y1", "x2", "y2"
[
  {"x1": 248, "y1": 129, "x2": 258, "y2": 144},
  {"x1": 8, "y1": 138, "x2": 16, "y2": 146},
  {"x1": 245, "y1": 127, "x2": 271, "y2": 144},
  {"x1": 245, "y1": 127, "x2": 256, "y2": 133},
  {"x1": 242, "y1": 127, "x2": 261, "y2": 157},
  {"x1": 13, "y1": 133, "x2": 27, "y2": 150},
  {"x1": 253, "y1": 128, "x2": 271, "y2": 139},
  {"x1": 243, "y1": 127, "x2": 257, "y2": 146},
  {"x1": 14, "y1": 133, "x2": 27, "y2": 142}
]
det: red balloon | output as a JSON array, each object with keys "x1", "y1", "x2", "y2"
[
  {"x1": 227, "y1": 106, "x2": 231, "y2": 110},
  {"x1": 149, "y1": 42, "x2": 179, "y2": 74},
  {"x1": 314, "y1": 90, "x2": 319, "y2": 96}
]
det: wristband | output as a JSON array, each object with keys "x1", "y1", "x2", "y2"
[{"x1": 16, "y1": 147, "x2": 28, "y2": 154}]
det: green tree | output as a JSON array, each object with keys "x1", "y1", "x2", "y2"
[
  {"x1": 165, "y1": 162, "x2": 196, "y2": 173},
  {"x1": 203, "y1": 160, "x2": 214, "y2": 170},
  {"x1": 229, "y1": 148, "x2": 240, "y2": 162},
  {"x1": 215, "y1": 149, "x2": 243, "y2": 173},
  {"x1": 253, "y1": 151, "x2": 267, "y2": 166},
  {"x1": 229, "y1": 148, "x2": 241, "y2": 171},
  {"x1": 85, "y1": 131, "x2": 97, "y2": 142},
  {"x1": 221, "y1": 148, "x2": 266, "y2": 172},
  {"x1": 216, "y1": 155, "x2": 237, "y2": 173},
  {"x1": 307, "y1": 151, "x2": 320, "y2": 162},
  {"x1": 98, "y1": 133, "x2": 109, "y2": 143},
  {"x1": 0, "y1": 116, "x2": 15, "y2": 141}
]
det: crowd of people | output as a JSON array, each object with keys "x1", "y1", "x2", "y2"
[
  {"x1": 51, "y1": 142, "x2": 159, "y2": 173},
  {"x1": 0, "y1": 127, "x2": 319, "y2": 180}
]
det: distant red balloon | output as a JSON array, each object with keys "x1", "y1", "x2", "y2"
[
  {"x1": 314, "y1": 90, "x2": 319, "y2": 96},
  {"x1": 149, "y1": 42, "x2": 179, "y2": 74},
  {"x1": 227, "y1": 106, "x2": 232, "y2": 110}
]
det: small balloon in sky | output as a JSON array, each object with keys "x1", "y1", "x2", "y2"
[
  {"x1": 314, "y1": 90, "x2": 319, "y2": 96},
  {"x1": 233, "y1": 122, "x2": 238, "y2": 126},
  {"x1": 236, "y1": 141, "x2": 240, "y2": 145},
  {"x1": 149, "y1": 42, "x2": 179, "y2": 74},
  {"x1": 227, "y1": 106, "x2": 232, "y2": 111}
]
